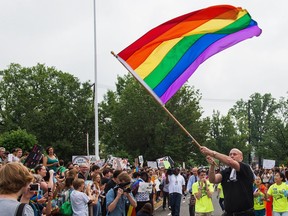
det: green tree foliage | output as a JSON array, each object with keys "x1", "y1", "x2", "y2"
[
  {"x1": 206, "y1": 111, "x2": 250, "y2": 163},
  {"x1": 0, "y1": 129, "x2": 37, "y2": 152},
  {"x1": 99, "y1": 74, "x2": 209, "y2": 165},
  {"x1": 0, "y1": 64, "x2": 94, "y2": 162},
  {"x1": 229, "y1": 93, "x2": 288, "y2": 165}
]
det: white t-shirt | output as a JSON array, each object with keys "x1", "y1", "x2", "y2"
[
  {"x1": 70, "y1": 190, "x2": 90, "y2": 216},
  {"x1": 7, "y1": 154, "x2": 20, "y2": 162},
  {"x1": 168, "y1": 174, "x2": 185, "y2": 194}
]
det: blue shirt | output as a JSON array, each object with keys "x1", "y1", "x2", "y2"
[
  {"x1": 106, "y1": 188, "x2": 135, "y2": 216},
  {"x1": 187, "y1": 175, "x2": 198, "y2": 193}
]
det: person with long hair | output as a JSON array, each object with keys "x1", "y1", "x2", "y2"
[
  {"x1": 267, "y1": 171, "x2": 288, "y2": 216},
  {"x1": 92, "y1": 172, "x2": 102, "y2": 216},
  {"x1": 43, "y1": 146, "x2": 59, "y2": 172}
]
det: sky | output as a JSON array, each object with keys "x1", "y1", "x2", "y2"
[{"x1": 0, "y1": 0, "x2": 287, "y2": 117}]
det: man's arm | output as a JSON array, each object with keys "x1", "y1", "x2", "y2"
[
  {"x1": 201, "y1": 146, "x2": 240, "y2": 171},
  {"x1": 207, "y1": 162, "x2": 222, "y2": 184}
]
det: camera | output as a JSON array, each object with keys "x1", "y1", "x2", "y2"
[
  {"x1": 123, "y1": 188, "x2": 131, "y2": 193},
  {"x1": 30, "y1": 183, "x2": 40, "y2": 191},
  {"x1": 48, "y1": 187, "x2": 52, "y2": 196},
  {"x1": 114, "y1": 182, "x2": 131, "y2": 193}
]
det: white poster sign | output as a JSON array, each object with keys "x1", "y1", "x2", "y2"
[
  {"x1": 138, "y1": 182, "x2": 153, "y2": 193},
  {"x1": 263, "y1": 159, "x2": 275, "y2": 169},
  {"x1": 72, "y1": 156, "x2": 90, "y2": 165},
  {"x1": 147, "y1": 161, "x2": 158, "y2": 169}
]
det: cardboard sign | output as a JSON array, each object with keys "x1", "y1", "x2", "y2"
[
  {"x1": 138, "y1": 182, "x2": 153, "y2": 193},
  {"x1": 24, "y1": 145, "x2": 43, "y2": 168},
  {"x1": 263, "y1": 159, "x2": 275, "y2": 169},
  {"x1": 72, "y1": 156, "x2": 90, "y2": 165},
  {"x1": 147, "y1": 161, "x2": 158, "y2": 169}
]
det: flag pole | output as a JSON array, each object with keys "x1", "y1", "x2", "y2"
[
  {"x1": 111, "y1": 51, "x2": 201, "y2": 149},
  {"x1": 93, "y1": 0, "x2": 99, "y2": 160}
]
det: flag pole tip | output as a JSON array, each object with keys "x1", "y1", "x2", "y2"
[{"x1": 111, "y1": 51, "x2": 116, "y2": 57}]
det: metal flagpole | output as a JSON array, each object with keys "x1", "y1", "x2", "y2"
[{"x1": 93, "y1": 0, "x2": 99, "y2": 160}]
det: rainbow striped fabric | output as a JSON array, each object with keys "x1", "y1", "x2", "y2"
[{"x1": 117, "y1": 5, "x2": 262, "y2": 105}]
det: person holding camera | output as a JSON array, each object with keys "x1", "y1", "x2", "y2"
[
  {"x1": 166, "y1": 167, "x2": 185, "y2": 216},
  {"x1": 0, "y1": 162, "x2": 34, "y2": 215},
  {"x1": 106, "y1": 172, "x2": 137, "y2": 216},
  {"x1": 200, "y1": 147, "x2": 255, "y2": 216}
]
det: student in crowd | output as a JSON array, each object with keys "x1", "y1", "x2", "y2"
[
  {"x1": 34, "y1": 164, "x2": 54, "y2": 193},
  {"x1": 77, "y1": 163, "x2": 91, "y2": 180},
  {"x1": 186, "y1": 167, "x2": 199, "y2": 216},
  {"x1": 70, "y1": 178, "x2": 97, "y2": 216},
  {"x1": 106, "y1": 172, "x2": 137, "y2": 216},
  {"x1": 166, "y1": 167, "x2": 185, "y2": 216},
  {"x1": 161, "y1": 170, "x2": 170, "y2": 210},
  {"x1": 253, "y1": 175, "x2": 266, "y2": 216},
  {"x1": 0, "y1": 147, "x2": 6, "y2": 163},
  {"x1": 201, "y1": 147, "x2": 255, "y2": 216},
  {"x1": 43, "y1": 146, "x2": 59, "y2": 172},
  {"x1": 192, "y1": 168, "x2": 214, "y2": 216},
  {"x1": 216, "y1": 183, "x2": 224, "y2": 212},
  {"x1": 267, "y1": 171, "x2": 288, "y2": 216},
  {"x1": 0, "y1": 162, "x2": 34, "y2": 215},
  {"x1": 7, "y1": 147, "x2": 22, "y2": 163},
  {"x1": 131, "y1": 171, "x2": 153, "y2": 213},
  {"x1": 92, "y1": 172, "x2": 103, "y2": 216}
]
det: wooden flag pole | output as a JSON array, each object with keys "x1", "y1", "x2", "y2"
[{"x1": 111, "y1": 51, "x2": 201, "y2": 149}]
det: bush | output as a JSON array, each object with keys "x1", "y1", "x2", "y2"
[{"x1": 0, "y1": 129, "x2": 37, "y2": 152}]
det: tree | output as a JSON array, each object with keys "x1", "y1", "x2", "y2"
[
  {"x1": 229, "y1": 93, "x2": 285, "y2": 165},
  {"x1": 0, "y1": 64, "x2": 94, "y2": 162},
  {"x1": 0, "y1": 129, "x2": 37, "y2": 152},
  {"x1": 206, "y1": 111, "x2": 250, "y2": 163},
  {"x1": 99, "y1": 74, "x2": 209, "y2": 165}
]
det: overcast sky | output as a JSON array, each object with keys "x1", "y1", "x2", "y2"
[{"x1": 1, "y1": 0, "x2": 287, "y2": 117}]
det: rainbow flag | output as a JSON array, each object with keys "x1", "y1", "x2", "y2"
[{"x1": 117, "y1": 5, "x2": 262, "y2": 105}]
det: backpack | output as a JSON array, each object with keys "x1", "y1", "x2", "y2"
[
  {"x1": 16, "y1": 203, "x2": 26, "y2": 216},
  {"x1": 59, "y1": 189, "x2": 73, "y2": 216}
]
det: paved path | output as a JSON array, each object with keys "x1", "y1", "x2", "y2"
[{"x1": 154, "y1": 193, "x2": 223, "y2": 216}]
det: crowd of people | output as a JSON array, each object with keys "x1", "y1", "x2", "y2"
[{"x1": 1, "y1": 145, "x2": 288, "y2": 216}]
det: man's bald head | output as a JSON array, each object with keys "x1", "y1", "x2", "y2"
[{"x1": 229, "y1": 148, "x2": 243, "y2": 162}]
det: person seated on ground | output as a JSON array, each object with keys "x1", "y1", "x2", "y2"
[
  {"x1": 136, "y1": 202, "x2": 153, "y2": 216},
  {"x1": 0, "y1": 162, "x2": 35, "y2": 215}
]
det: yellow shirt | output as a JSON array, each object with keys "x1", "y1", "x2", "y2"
[
  {"x1": 267, "y1": 182, "x2": 288, "y2": 212},
  {"x1": 254, "y1": 190, "x2": 265, "y2": 210},
  {"x1": 217, "y1": 183, "x2": 224, "y2": 199},
  {"x1": 192, "y1": 180, "x2": 214, "y2": 213}
]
